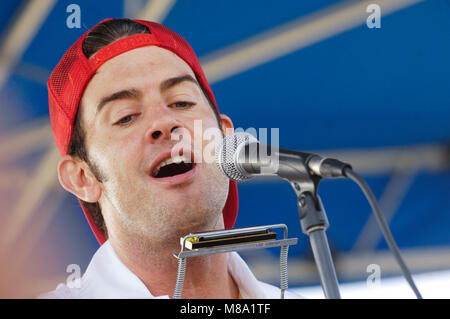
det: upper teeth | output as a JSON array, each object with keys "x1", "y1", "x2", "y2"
[{"x1": 152, "y1": 155, "x2": 191, "y2": 176}]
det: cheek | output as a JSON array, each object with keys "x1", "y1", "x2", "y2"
[{"x1": 90, "y1": 130, "x2": 145, "y2": 180}]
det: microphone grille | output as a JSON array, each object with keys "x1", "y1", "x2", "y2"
[{"x1": 215, "y1": 132, "x2": 258, "y2": 181}]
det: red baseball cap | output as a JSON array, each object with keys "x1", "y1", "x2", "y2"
[{"x1": 48, "y1": 18, "x2": 238, "y2": 245}]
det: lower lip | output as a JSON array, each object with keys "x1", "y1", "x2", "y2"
[{"x1": 149, "y1": 164, "x2": 197, "y2": 185}]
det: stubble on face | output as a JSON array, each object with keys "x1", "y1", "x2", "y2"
[{"x1": 101, "y1": 154, "x2": 229, "y2": 252}]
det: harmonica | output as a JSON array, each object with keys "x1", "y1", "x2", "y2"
[{"x1": 180, "y1": 226, "x2": 277, "y2": 250}]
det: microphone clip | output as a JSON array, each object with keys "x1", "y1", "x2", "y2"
[{"x1": 289, "y1": 175, "x2": 341, "y2": 298}]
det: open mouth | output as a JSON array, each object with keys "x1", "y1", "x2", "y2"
[{"x1": 151, "y1": 155, "x2": 195, "y2": 178}]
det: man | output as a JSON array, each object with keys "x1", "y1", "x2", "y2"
[{"x1": 40, "y1": 18, "x2": 301, "y2": 299}]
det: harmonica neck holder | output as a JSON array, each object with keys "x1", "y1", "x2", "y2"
[{"x1": 172, "y1": 224, "x2": 297, "y2": 299}]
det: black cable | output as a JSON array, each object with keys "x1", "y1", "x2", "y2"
[{"x1": 343, "y1": 167, "x2": 422, "y2": 299}]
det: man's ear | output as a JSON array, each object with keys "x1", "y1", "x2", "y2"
[
  {"x1": 57, "y1": 155, "x2": 102, "y2": 203},
  {"x1": 219, "y1": 114, "x2": 234, "y2": 136}
]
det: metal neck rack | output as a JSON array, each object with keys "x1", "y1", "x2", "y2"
[{"x1": 173, "y1": 224, "x2": 298, "y2": 299}]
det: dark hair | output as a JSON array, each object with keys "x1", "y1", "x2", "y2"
[
  {"x1": 82, "y1": 19, "x2": 151, "y2": 59},
  {"x1": 69, "y1": 19, "x2": 222, "y2": 237}
]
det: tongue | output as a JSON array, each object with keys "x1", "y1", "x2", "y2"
[{"x1": 155, "y1": 162, "x2": 193, "y2": 178}]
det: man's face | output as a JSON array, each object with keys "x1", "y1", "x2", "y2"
[{"x1": 79, "y1": 46, "x2": 231, "y2": 244}]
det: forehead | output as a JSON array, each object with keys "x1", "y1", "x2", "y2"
[{"x1": 82, "y1": 46, "x2": 197, "y2": 106}]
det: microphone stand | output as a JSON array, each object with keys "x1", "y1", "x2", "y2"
[{"x1": 290, "y1": 177, "x2": 341, "y2": 299}]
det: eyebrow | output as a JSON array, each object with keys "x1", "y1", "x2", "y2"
[
  {"x1": 96, "y1": 74, "x2": 199, "y2": 115},
  {"x1": 160, "y1": 74, "x2": 199, "y2": 92},
  {"x1": 96, "y1": 89, "x2": 141, "y2": 114}
]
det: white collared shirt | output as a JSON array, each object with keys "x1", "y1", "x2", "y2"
[{"x1": 38, "y1": 240, "x2": 303, "y2": 299}]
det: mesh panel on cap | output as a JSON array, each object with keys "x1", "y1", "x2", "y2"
[
  {"x1": 50, "y1": 44, "x2": 77, "y2": 95},
  {"x1": 48, "y1": 35, "x2": 93, "y2": 155}
]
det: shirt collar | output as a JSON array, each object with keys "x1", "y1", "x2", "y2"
[{"x1": 80, "y1": 240, "x2": 161, "y2": 298}]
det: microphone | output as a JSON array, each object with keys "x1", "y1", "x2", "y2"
[{"x1": 215, "y1": 132, "x2": 351, "y2": 182}]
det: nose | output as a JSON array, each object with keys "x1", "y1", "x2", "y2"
[
  {"x1": 145, "y1": 109, "x2": 183, "y2": 144},
  {"x1": 149, "y1": 126, "x2": 179, "y2": 141}
]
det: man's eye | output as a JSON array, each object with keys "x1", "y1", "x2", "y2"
[
  {"x1": 114, "y1": 114, "x2": 136, "y2": 125},
  {"x1": 172, "y1": 101, "x2": 195, "y2": 108}
]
